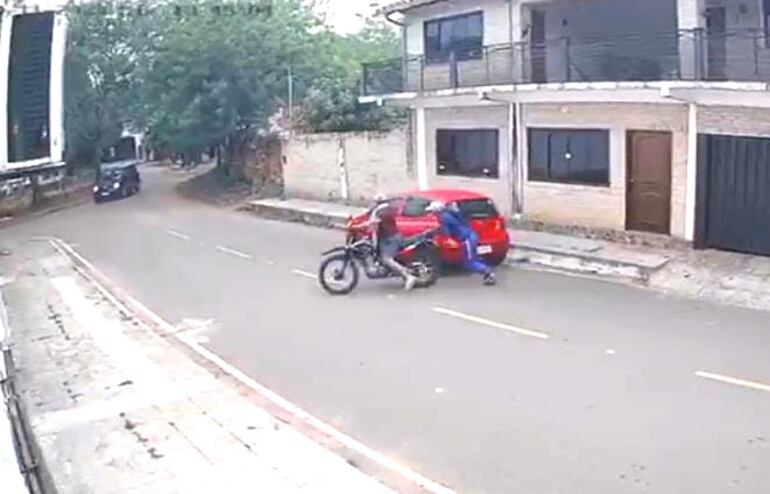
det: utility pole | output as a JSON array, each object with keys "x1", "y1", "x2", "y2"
[{"x1": 287, "y1": 66, "x2": 294, "y2": 120}]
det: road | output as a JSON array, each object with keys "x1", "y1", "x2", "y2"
[{"x1": 4, "y1": 166, "x2": 770, "y2": 493}]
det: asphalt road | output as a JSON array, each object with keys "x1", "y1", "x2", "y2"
[{"x1": 4, "y1": 166, "x2": 770, "y2": 494}]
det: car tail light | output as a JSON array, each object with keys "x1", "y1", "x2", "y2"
[{"x1": 491, "y1": 217, "x2": 505, "y2": 232}]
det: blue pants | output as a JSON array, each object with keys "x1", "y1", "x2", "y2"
[{"x1": 461, "y1": 232, "x2": 491, "y2": 275}]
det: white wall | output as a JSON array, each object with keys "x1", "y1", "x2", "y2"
[
  {"x1": 423, "y1": 105, "x2": 514, "y2": 214},
  {"x1": 283, "y1": 129, "x2": 416, "y2": 204}
]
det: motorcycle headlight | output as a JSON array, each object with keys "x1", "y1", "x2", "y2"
[
  {"x1": 93, "y1": 185, "x2": 99, "y2": 192},
  {"x1": 112, "y1": 182, "x2": 121, "y2": 190}
]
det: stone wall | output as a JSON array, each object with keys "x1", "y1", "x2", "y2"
[{"x1": 282, "y1": 129, "x2": 415, "y2": 204}]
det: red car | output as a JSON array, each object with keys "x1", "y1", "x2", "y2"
[{"x1": 347, "y1": 189, "x2": 510, "y2": 267}]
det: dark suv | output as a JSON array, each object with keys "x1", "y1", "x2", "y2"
[{"x1": 93, "y1": 161, "x2": 141, "y2": 203}]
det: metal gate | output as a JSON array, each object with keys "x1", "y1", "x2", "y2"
[{"x1": 696, "y1": 134, "x2": 770, "y2": 256}]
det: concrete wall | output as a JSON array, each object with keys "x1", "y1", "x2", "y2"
[
  {"x1": 283, "y1": 129, "x2": 415, "y2": 204},
  {"x1": 522, "y1": 103, "x2": 690, "y2": 238},
  {"x1": 423, "y1": 105, "x2": 514, "y2": 215}
]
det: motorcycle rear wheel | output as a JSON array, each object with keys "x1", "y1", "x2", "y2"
[{"x1": 319, "y1": 253, "x2": 359, "y2": 295}]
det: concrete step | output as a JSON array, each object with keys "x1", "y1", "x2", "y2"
[
  {"x1": 242, "y1": 198, "x2": 363, "y2": 229},
  {"x1": 509, "y1": 230, "x2": 671, "y2": 283},
  {"x1": 245, "y1": 199, "x2": 671, "y2": 283}
]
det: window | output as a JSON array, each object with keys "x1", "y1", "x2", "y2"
[
  {"x1": 424, "y1": 12, "x2": 483, "y2": 64},
  {"x1": 528, "y1": 129, "x2": 610, "y2": 186},
  {"x1": 7, "y1": 13, "x2": 54, "y2": 162},
  {"x1": 455, "y1": 199, "x2": 499, "y2": 219},
  {"x1": 437, "y1": 129, "x2": 499, "y2": 178},
  {"x1": 764, "y1": 0, "x2": 770, "y2": 46},
  {"x1": 403, "y1": 196, "x2": 431, "y2": 217}
]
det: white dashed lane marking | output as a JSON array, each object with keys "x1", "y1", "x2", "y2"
[
  {"x1": 292, "y1": 269, "x2": 318, "y2": 279},
  {"x1": 215, "y1": 245, "x2": 253, "y2": 260},
  {"x1": 695, "y1": 371, "x2": 770, "y2": 393},
  {"x1": 431, "y1": 307, "x2": 550, "y2": 341},
  {"x1": 167, "y1": 230, "x2": 191, "y2": 241}
]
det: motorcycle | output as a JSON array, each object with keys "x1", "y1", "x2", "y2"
[{"x1": 318, "y1": 230, "x2": 441, "y2": 295}]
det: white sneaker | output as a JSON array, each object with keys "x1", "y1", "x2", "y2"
[{"x1": 404, "y1": 274, "x2": 417, "y2": 291}]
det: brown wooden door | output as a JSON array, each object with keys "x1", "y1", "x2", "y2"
[{"x1": 626, "y1": 131, "x2": 672, "y2": 234}]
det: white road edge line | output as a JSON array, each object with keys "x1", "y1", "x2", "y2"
[
  {"x1": 695, "y1": 371, "x2": 770, "y2": 393},
  {"x1": 432, "y1": 307, "x2": 550, "y2": 341},
  {"x1": 215, "y1": 245, "x2": 252, "y2": 260},
  {"x1": 292, "y1": 269, "x2": 318, "y2": 279},
  {"x1": 167, "y1": 230, "x2": 191, "y2": 241},
  {"x1": 49, "y1": 237, "x2": 454, "y2": 494}
]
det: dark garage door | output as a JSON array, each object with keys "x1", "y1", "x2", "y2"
[{"x1": 697, "y1": 134, "x2": 770, "y2": 256}]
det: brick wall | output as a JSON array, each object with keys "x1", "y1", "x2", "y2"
[
  {"x1": 523, "y1": 102, "x2": 690, "y2": 237},
  {"x1": 282, "y1": 129, "x2": 415, "y2": 204},
  {"x1": 699, "y1": 106, "x2": 770, "y2": 137}
]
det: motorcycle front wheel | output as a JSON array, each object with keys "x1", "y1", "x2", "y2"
[
  {"x1": 319, "y1": 253, "x2": 360, "y2": 295},
  {"x1": 409, "y1": 248, "x2": 441, "y2": 288}
]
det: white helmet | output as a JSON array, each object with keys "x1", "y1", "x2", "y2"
[
  {"x1": 374, "y1": 192, "x2": 389, "y2": 203},
  {"x1": 426, "y1": 201, "x2": 445, "y2": 213}
]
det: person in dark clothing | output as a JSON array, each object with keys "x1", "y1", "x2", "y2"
[
  {"x1": 427, "y1": 201, "x2": 496, "y2": 285},
  {"x1": 368, "y1": 193, "x2": 417, "y2": 291}
]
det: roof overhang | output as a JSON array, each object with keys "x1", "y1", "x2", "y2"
[{"x1": 379, "y1": 0, "x2": 449, "y2": 16}]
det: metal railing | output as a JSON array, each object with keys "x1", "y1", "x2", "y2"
[{"x1": 362, "y1": 28, "x2": 770, "y2": 95}]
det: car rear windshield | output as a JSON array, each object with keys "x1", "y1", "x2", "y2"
[{"x1": 456, "y1": 199, "x2": 499, "y2": 219}]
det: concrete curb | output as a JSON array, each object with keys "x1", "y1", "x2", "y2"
[
  {"x1": 240, "y1": 201, "x2": 354, "y2": 230},
  {"x1": 0, "y1": 184, "x2": 92, "y2": 230}
]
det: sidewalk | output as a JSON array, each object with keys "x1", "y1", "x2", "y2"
[
  {"x1": 244, "y1": 198, "x2": 770, "y2": 312},
  {"x1": 244, "y1": 198, "x2": 671, "y2": 282},
  {"x1": 1, "y1": 273, "x2": 29, "y2": 494},
  {"x1": 0, "y1": 240, "x2": 414, "y2": 494}
]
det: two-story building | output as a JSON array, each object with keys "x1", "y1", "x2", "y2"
[{"x1": 363, "y1": 0, "x2": 770, "y2": 256}]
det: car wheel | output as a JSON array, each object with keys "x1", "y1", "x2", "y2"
[{"x1": 487, "y1": 254, "x2": 507, "y2": 267}]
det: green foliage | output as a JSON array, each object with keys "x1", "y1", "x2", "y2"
[{"x1": 64, "y1": 0, "x2": 402, "y2": 167}]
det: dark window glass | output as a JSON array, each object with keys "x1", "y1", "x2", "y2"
[
  {"x1": 7, "y1": 13, "x2": 53, "y2": 162},
  {"x1": 455, "y1": 199, "x2": 499, "y2": 219},
  {"x1": 436, "y1": 129, "x2": 499, "y2": 178},
  {"x1": 765, "y1": 0, "x2": 770, "y2": 46},
  {"x1": 403, "y1": 196, "x2": 431, "y2": 217},
  {"x1": 528, "y1": 129, "x2": 610, "y2": 186},
  {"x1": 424, "y1": 12, "x2": 483, "y2": 64}
]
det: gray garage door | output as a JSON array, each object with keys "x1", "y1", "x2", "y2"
[{"x1": 697, "y1": 134, "x2": 770, "y2": 256}]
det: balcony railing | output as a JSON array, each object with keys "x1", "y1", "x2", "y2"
[{"x1": 362, "y1": 29, "x2": 770, "y2": 95}]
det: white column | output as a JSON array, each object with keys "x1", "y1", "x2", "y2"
[
  {"x1": 49, "y1": 12, "x2": 67, "y2": 164},
  {"x1": 678, "y1": 0, "x2": 706, "y2": 29},
  {"x1": 337, "y1": 137, "x2": 349, "y2": 200},
  {"x1": 507, "y1": 102, "x2": 516, "y2": 216},
  {"x1": 684, "y1": 102, "x2": 698, "y2": 242},
  {"x1": 678, "y1": 0, "x2": 706, "y2": 79},
  {"x1": 0, "y1": 11, "x2": 12, "y2": 170},
  {"x1": 415, "y1": 106, "x2": 428, "y2": 190},
  {"x1": 514, "y1": 101, "x2": 525, "y2": 218}
]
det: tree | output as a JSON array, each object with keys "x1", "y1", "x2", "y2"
[
  {"x1": 63, "y1": 0, "x2": 404, "y2": 174},
  {"x1": 294, "y1": 20, "x2": 404, "y2": 132}
]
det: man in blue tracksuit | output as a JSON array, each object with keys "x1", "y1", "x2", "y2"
[{"x1": 426, "y1": 201, "x2": 496, "y2": 285}]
